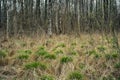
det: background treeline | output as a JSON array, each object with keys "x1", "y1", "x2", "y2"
[{"x1": 0, "y1": 0, "x2": 120, "y2": 37}]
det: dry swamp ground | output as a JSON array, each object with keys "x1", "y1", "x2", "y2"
[{"x1": 0, "y1": 34, "x2": 120, "y2": 80}]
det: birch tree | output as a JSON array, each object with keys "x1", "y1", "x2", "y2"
[
  {"x1": 0, "y1": 0, "x2": 1, "y2": 28},
  {"x1": 0, "y1": 0, "x2": 120, "y2": 37},
  {"x1": 48, "y1": 0, "x2": 52, "y2": 37}
]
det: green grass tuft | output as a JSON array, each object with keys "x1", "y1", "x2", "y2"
[
  {"x1": 94, "y1": 53, "x2": 101, "y2": 59},
  {"x1": 17, "y1": 50, "x2": 32, "y2": 54},
  {"x1": 54, "y1": 49, "x2": 63, "y2": 55},
  {"x1": 105, "y1": 52, "x2": 119, "y2": 60},
  {"x1": 40, "y1": 75, "x2": 55, "y2": 80},
  {"x1": 97, "y1": 46, "x2": 106, "y2": 52},
  {"x1": 60, "y1": 56, "x2": 73, "y2": 64},
  {"x1": 71, "y1": 42, "x2": 77, "y2": 46},
  {"x1": 102, "y1": 75, "x2": 115, "y2": 80},
  {"x1": 70, "y1": 50, "x2": 77, "y2": 55},
  {"x1": 86, "y1": 50, "x2": 97, "y2": 55},
  {"x1": 25, "y1": 62, "x2": 47, "y2": 70},
  {"x1": 0, "y1": 50, "x2": 6, "y2": 58},
  {"x1": 39, "y1": 46, "x2": 45, "y2": 50},
  {"x1": 86, "y1": 50, "x2": 101, "y2": 58},
  {"x1": 35, "y1": 48, "x2": 48, "y2": 56},
  {"x1": 56, "y1": 43, "x2": 66, "y2": 48},
  {"x1": 44, "y1": 54, "x2": 56, "y2": 60},
  {"x1": 67, "y1": 71, "x2": 83, "y2": 80},
  {"x1": 18, "y1": 54, "x2": 29, "y2": 60},
  {"x1": 79, "y1": 63, "x2": 85, "y2": 69},
  {"x1": 24, "y1": 50, "x2": 32, "y2": 54},
  {"x1": 114, "y1": 62, "x2": 120, "y2": 69}
]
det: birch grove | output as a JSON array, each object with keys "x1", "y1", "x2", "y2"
[{"x1": 0, "y1": 0, "x2": 120, "y2": 37}]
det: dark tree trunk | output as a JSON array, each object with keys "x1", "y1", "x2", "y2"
[
  {"x1": 103, "y1": 0, "x2": 108, "y2": 22},
  {"x1": 0, "y1": 0, "x2": 1, "y2": 28},
  {"x1": 3, "y1": 0, "x2": 7, "y2": 29},
  {"x1": 45, "y1": 0, "x2": 48, "y2": 21},
  {"x1": 36, "y1": 0, "x2": 41, "y2": 18}
]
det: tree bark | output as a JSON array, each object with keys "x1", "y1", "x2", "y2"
[
  {"x1": 0, "y1": 0, "x2": 1, "y2": 28},
  {"x1": 77, "y1": 0, "x2": 80, "y2": 34},
  {"x1": 48, "y1": 0, "x2": 52, "y2": 37}
]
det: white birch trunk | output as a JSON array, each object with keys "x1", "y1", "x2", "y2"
[
  {"x1": 77, "y1": 0, "x2": 80, "y2": 33},
  {"x1": 6, "y1": 9, "x2": 10, "y2": 38},
  {"x1": 55, "y1": 0, "x2": 59, "y2": 34},
  {"x1": 48, "y1": 0, "x2": 52, "y2": 37}
]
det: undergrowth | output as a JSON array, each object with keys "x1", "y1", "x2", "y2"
[{"x1": 0, "y1": 34, "x2": 119, "y2": 80}]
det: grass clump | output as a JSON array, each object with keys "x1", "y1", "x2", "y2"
[
  {"x1": 70, "y1": 50, "x2": 77, "y2": 55},
  {"x1": 39, "y1": 46, "x2": 45, "y2": 50},
  {"x1": 111, "y1": 53, "x2": 118, "y2": 59},
  {"x1": 36, "y1": 50, "x2": 48, "y2": 56},
  {"x1": 54, "y1": 49, "x2": 63, "y2": 55},
  {"x1": 81, "y1": 43, "x2": 87, "y2": 48},
  {"x1": 18, "y1": 54, "x2": 29, "y2": 60},
  {"x1": 88, "y1": 38, "x2": 94, "y2": 46},
  {"x1": 60, "y1": 56, "x2": 73, "y2": 64},
  {"x1": 17, "y1": 50, "x2": 24, "y2": 54},
  {"x1": 86, "y1": 50, "x2": 97, "y2": 55},
  {"x1": 17, "y1": 50, "x2": 32, "y2": 55},
  {"x1": 25, "y1": 62, "x2": 40, "y2": 69},
  {"x1": 71, "y1": 42, "x2": 77, "y2": 46},
  {"x1": 0, "y1": 50, "x2": 6, "y2": 58},
  {"x1": 105, "y1": 52, "x2": 119, "y2": 60},
  {"x1": 97, "y1": 46, "x2": 106, "y2": 52},
  {"x1": 86, "y1": 50, "x2": 101, "y2": 58},
  {"x1": 44, "y1": 54, "x2": 56, "y2": 60},
  {"x1": 56, "y1": 43, "x2": 66, "y2": 48},
  {"x1": 105, "y1": 54, "x2": 111, "y2": 60},
  {"x1": 40, "y1": 75, "x2": 55, "y2": 80},
  {"x1": 25, "y1": 62, "x2": 47, "y2": 70},
  {"x1": 114, "y1": 62, "x2": 120, "y2": 69},
  {"x1": 24, "y1": 50, "x2": 32, "y2": 54},
  {"x1": 109, "y1": 37, "x2": 120, "y2": 49},
  {"x1": 94, "y1": 53, "x2": 101, "y2": 59},
  {"x1": 79, "y1": 63, "x2": 85, "y2": 69},
  {"x1": 35, "y1": 46, "x2": 48, "y2": 56},
  {"x1": 67, "y1": 71, "x2": 83, "y2": 80},
  {"x1": 103, "y1": 75, "x2": 115, "y2": 80}
]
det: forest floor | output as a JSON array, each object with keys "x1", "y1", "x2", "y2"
[{"x1": 0, "y1": 34, "x2": 120, "y2": 80}]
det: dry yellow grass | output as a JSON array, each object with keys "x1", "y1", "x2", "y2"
[{"x1": 0, "y1": 34, "x2": 120, "y2": 80}]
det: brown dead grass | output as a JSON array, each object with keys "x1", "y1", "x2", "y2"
[{"x1": 0, "y1": 33, "x2": 120, "y2": 80}]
